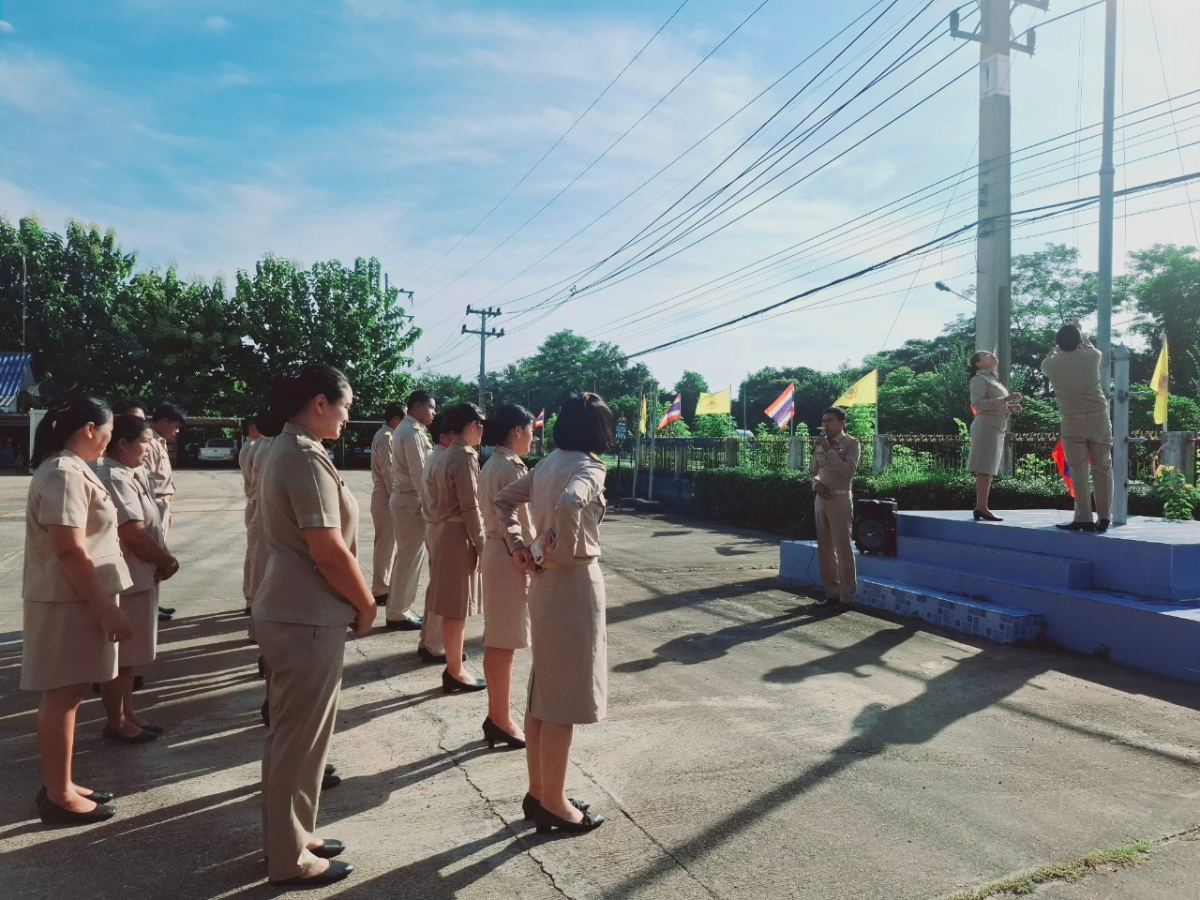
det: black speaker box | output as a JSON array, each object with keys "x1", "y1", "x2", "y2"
[{"x1": 853, "y1": 498, "x2": 898, "y2": 556}]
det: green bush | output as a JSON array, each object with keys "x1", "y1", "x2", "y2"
[{"x1": 690, "y1": 467, "x2": 1178, "y2": 539}]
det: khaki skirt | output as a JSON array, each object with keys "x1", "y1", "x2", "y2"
[
  {"x1": 527, "y1": 560, "x2": 607, "y2": 725},
  {"x1": 481, "y1": 539, "x2": 531, "y2": 650},
  {"x1": 967, "y1": 413, "x2": 1008, "y2": 476},
  {"x1": 426, "y1": 521, "x2": 481, "y2": 619},
  {"x1": 21, "y1": 600, "x2": 117, "y2": 691},
  {"x1": 119, "y1": 587, "x2": 159, "y2": 667}
]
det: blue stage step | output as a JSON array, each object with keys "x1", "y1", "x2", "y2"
[
  {"x1": 898, "y1": 510, "x2": 1200, "y2": 602},
  {"x1": 898, "y1": 536, "x2": 1092, "y2": 590},
  {"x1": 857, "y1": 576, "x2": 1044, "y2": 645}
]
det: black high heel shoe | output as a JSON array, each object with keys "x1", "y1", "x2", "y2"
[
  {"x1": 521, "y1": 793, "x2": 590, "y2": 819},
  {"x1": 533, "y1": 804, "x2": 604, "y2": 835},
  {"x1": 36, "y1": 790, "x2": 116, "y2": 826},
  {"x1": 37, "y1": 785, "x2": 114, "y2": 805},
  {"x1": 973, "y1": 508, "x2": 1003, "y2": 522},
  {"x1": 442, "y1": 669, "x2": 486, "y2": 694},
  {"x1": 482, "y1": 717, "x2": 526, "y2": 749}
]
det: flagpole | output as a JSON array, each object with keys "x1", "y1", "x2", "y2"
[
  {"x1": 636, "y1": 387, "x2": 644, "y2": 500},
  {"x1": 648, "y1": 383, "x2": 657, "y2": 501}
]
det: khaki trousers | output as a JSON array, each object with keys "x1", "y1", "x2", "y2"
[
  {"x1": 370, "y1": 489, "x2": 396, "y2": 596},
  {"x1": 1062, "y1": 436, "x2": 1113, "y2": 522},
  {"x1": 386, "y1": 494, "x2": 443, "y2": 653},
  {"x1": 242, "y1": 500, "x2": 257, "y2": 605},
  {"x1": 815, "y1": 493, "x2": 856, "y2": 602},
  {"x1": 257, "y1": 620, "x2": 345, "y2": 882}
]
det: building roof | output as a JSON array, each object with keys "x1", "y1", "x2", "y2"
[{"x1": 0, "y1": 353, "x2": 33, "y2": 413}]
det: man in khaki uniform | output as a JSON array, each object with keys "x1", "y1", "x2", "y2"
[
  {"x1": 385, "y1": 391, "x2": 444, "y2": 659},
  {"x1": 370, "y1": 403, "x2": 405, "y2": 604},
  {"x1": 810, "y1": 407, "x2": 861, "y2": 612},
  {"x1": 1041, "y1": 322, "x2": 1113, "y2": 532}
]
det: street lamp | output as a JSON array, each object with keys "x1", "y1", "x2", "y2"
[{"x1": 935, "y1": 281, "x2": 975, "y2": 304}]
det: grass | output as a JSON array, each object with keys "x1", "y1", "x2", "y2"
[{"x1": 944, "y1": 841, "x2": 1156, "y2": 899}]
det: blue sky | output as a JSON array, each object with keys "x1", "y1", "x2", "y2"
[{"x1": 2, "y1": 0, "x2": 1198, "y2": 397}]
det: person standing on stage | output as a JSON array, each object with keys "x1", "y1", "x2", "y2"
[
  {"x1": 386, "y1": 391, "x2": 443, "y2": 662},
  {"x1": 1041, "y1": 320, "x2": 1113, "y2": 532},
  {"x1": 809, "y1": 407, "x2": 861, "y2": 612},
  {"x1": 370, "y1": 403, "x2": 405, "y2": 605},
  {"x1": 966, "y1": 350, "x2": 1022, "y2": 522}
]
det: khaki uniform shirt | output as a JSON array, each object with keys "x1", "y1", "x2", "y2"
[
  {"x1": 253, "y1": 423, "x2": 359, "y2": 627},
  {"x1": 480, "y1": 447, "x2": 533, "y2": 545},
  {"x1": 370, "y1": 425, "x2": 394, "y2": 495},
  {"x1": 495, "y1": 449, "x2": 606, "y2": 563},
  {"x1": 390, "y1": 418, "x2": 432, "y2": 504},
  {"x1": 239, "y1": 438, "x2": 259, "y2": 499},
  {"x1": 93, "y1": 458, "x2": 167, "y2": 594},
  {"x1": 24, "y1": 451, "x2": 133, "y2": 603},
  {"x1": 810, "y1": 434, "x2": 861, "y2": 493},
  {"x1": 145, "y1": 433, "x2": 176, "y2": 501},
  {"x1": 1041, "y1": 345, "x2": 1112, "y2": 439},
  {"x1": 422, "y1": 439, "x2": 486, "y2": 551}
]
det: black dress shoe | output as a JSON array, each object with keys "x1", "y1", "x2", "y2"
[
  {"x1": 482, "y1": 717, "x2": 526, "y2": 749},
  {"x1": 1055, "y1": 521, "x2": 1096, "y2": 531},
  {"x1": 973, "y1": 508, "x2": 1003, "y2": 522},
  {"x1": 324, "y1": 764, "x2": 337, "y2": 776},
  {"x1": 36, "y1": 791, "x2": 116, "y2": 826},
  {"x1": 1095, "y1": 519, "x2": 1110, "y2": 533},
  {"x1": 102, "y1": 726, "x2": 158, "y2": 744},
  {"x1": 138, "y1": 723, "x2": 165, "y2": 735},
  {"x1": 374, "y1": 594, "x2": 388, "y2": 606},
  {"x1": 810, "y1": 598, "x2": 840, "y2": 613},
  {"x1": 385, "y1": 617, "x2": 423, "y2": 631},
  {"x1": 521, "y1": 793, "x2": 590, "y2": 819},
  {"x1": 269, "y1": 859, "x2": 354, "y2": 887},
  {"x1": 158, "y1": 609, "x2": 173, "y2": 621},
  {"x1": 159, "y1": 606, "x2": 176, "y2": 616},
  {"x1": 37, "y1": 784, "x2": 115, "y2": 805},
  {"x1": 533, "y1": 805, "x2": 604, "y2": 835},
  {"x1": 310, "y1": 839, "x2": 345, "y2": 859},
  {"x1": 442, "y1": 669, "x2": 486, "y2": 694},
  {"x1": 322, "y1": 773, "x2": 341, "y2": 791},
  {"x1": 417, "y1": 647, "x2": 447, "y2": 664}
]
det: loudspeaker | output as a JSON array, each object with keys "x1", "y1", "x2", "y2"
[{"x1": 853, "y1": 498, "x2": 898, "y2": 556}]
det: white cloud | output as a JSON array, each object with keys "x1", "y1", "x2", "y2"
[
  {"x1": 204, "y1": 15, "x2": 229, "y2": 31},
  {"x1": 0, "y1": 20, "x2": 15, "y2": 34}
]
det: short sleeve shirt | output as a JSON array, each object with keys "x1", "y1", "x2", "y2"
[
  {"x1": 253, "y1": 423, "x2": 360, "y2": 627},
  {"x1": 93, "y1": 458, "x2": 167, "y2": 594},
  {"x1": 23, "y1": 451, "x2": 133, "y2": 603}
]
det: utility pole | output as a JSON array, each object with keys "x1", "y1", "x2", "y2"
[
  {"x1": 1096, "y1": 0, "x2": 1118, "y2": 392},
  {"x1": 462, "y1": 306, "x2": 503, "y2": 409},
  {"x1": 951, "y1": 0, "x2": 1045, "y2": 386}
]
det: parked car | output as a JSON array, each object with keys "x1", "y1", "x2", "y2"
[{"x1": 199, "y1": 438, "x2": 239, "y2": 465}]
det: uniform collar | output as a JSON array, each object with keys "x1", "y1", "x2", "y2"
[
  {"x1": 283, "y1": 422, "x2": 319, "y2": 442},
  {"x1": 494, "y1": 446, "x2": 521, "y2": 463},
  {"x1": 450, "y1": 436, "x2": 478, "y2": 457}
]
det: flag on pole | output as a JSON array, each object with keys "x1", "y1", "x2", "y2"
[
  {"x1": 1151, "y1": 335, "x2": 1169, "y2": 426},
  {"x1": 638, "y1": 395, "x2": 647, "y2": 435},
  {"x1": 765, "y1": 384, "x2": 795, "y2": 428},
  {"x1": 534, "y1": 409, "x2": 545, "y2": 430},
  {"x1": 695, "y1": 387, "x2": 732, "y2": 415},
  {"x1": 657, "y1": 394, "x2": 683, "y2": 430},
  {"x1": 834, "y1": 369, "x2": 879, "y2": 407},
  {"x1": 1052, "y1": 440, "x2": 1075, "y2": 498}
]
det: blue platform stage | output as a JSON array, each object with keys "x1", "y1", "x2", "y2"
[{"x1": 780, "y1": 510, "x2": 1200, "y2": 683}]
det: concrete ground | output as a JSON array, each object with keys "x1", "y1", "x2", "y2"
[{"x1": 0, "y1": 469, "x2": 1197, "y2": 900}]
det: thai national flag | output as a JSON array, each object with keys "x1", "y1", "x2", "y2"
[
  {"x1": 534, "y1": 409, "x2": 545, "y2": 430},
  {"x1": 765, "y1": 383, "x2": 795, "y2": 428},
  {"x1": 657, "y1": 394, "x2": 683, "y2": 430}
]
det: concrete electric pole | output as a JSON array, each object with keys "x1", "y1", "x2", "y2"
[
  {"x1": 462, "y1": 306, "x2": 504, "y2": 410},
  {"x1": 951, "y1": 0, "x2": 1046, "y2": 386}
]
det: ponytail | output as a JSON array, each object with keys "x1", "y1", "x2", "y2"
[
  {"x1": 258, "y1": 364, "x2": 350, "y2": 437},
  {"x1": 31, "y1": 396, "x2": 111, "y2": 469}
]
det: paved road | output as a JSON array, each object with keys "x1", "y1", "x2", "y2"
[{"x1": 0, "y1": 470, "x2": 1197, "y2": 899}]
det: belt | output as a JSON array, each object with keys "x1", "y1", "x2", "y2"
[
  {"x1": 818, "y1": 489, "x2": 851, "y2": 495},
  {"x1": 541, "y1": 557, "x2": 599, "y2": 570},
  {"x1": 430, "y1": 515, "x2": 465, "y2": 523}
]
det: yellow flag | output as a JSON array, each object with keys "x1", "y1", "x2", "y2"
[
  {"x1": 1152, "y1": 335, "x2": 1169, "y2": 426},
  {"x1": 695, "y1": 387, "x2": 732, "y2": 415},
  {"x1": 638, "y1": 395, "x2": 647, "y2": 435},
  {"x1": 834, "y1": 369, "x2": 878, "y2": 407}
]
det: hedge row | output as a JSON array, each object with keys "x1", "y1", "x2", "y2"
[{"x1": 688, "y1": 468, "x2": 1172, "y2": 540}]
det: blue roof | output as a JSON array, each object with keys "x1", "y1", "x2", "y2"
[{"x1": 0, "y1": 353, "x2": 33, "y2": 412}]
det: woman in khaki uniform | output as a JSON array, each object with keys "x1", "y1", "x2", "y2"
[
  {"x1": 94, "y1": 415, "x2": 180, "y2": 743},
  {"x1": 254, "y1": 365, "x2": 376, "y2": 888},
  {"x1": 966, "y1": 351, "x2": 1022, "y2": 521},
  {"x1": 423, "y1": 402, "x2": 488, "y2": 694},
  {"x1": 22, "y1": 397, "x2": 133, "y2": 826},
  {"x1": 495, "y1": 394, "x2": 611, "y2": 835},
  {"x1": 478, "y1": 405, "x2": 536, "y2": 749},
  {"x1": 240, "y1": 418, "x2": 263, "y2": 611}
]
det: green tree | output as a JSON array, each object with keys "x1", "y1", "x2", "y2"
[
  {"x1": 1127, "y1": 244, "x2": 1200, "y2": 395},
  {"x1": 672, "y1": 370, "x2": 709, "y2": 425},
  {"x1": 413, "y1": 372, "x2": 475, "y2": 407},
  {"x1": 693, "y1": 413, "x2": 737, "y2": 437}
]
